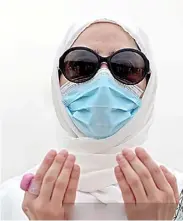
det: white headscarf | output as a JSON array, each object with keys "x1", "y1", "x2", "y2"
[{"x1": 51, "y1": 15, "x2": 157, "y2": 193}]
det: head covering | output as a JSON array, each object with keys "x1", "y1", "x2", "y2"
[{"x1": 51, "y1": 15, "x2": 157, "y2": 192}]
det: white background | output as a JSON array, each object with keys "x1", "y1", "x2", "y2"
[{"x1": 0, "y1": 0, "x2": 183, "y2": 183}]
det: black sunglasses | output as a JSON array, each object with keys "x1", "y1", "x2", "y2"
[{"x1": 58, "y1": 46, "x2": 150, "y2": 85}]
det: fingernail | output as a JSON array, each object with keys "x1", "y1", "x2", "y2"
[
  {"x1": 73, "y1": 164, "x2": 80, "y2": 172},
  {"x1": 115, "y1": 166, "x2": 121, "y2": 173},
  {"x1": 46, "y1": 149, "x2": 57, "y2": 159},
  {"x1": 59, "y1": 149, "x2": 68, "y2": 156},
  {"x1": 160, "y1": 165, "x2": 169, "y2": 173},
  {"x1": 67, "y1": 154, "x2": 75, "y2": 161},
  {"x1": 116, "y1": 154, "x2": 123, "y2": 162},
  {"x1": 122, "y1": 148, "x2": 130, "y2": 154},
  {"x1": 123, "y1": 149, "x2": 135, "y2": 161},
  {"x1": 136, "y1": 147, "x2": 145, "y2": 152}
]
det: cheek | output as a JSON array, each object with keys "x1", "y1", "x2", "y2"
[
  {"x1": 59, "y1": 75, "x2": 68, "y2": 87},
  {"x1": 137, "y1": 78, "x2": 147, "y2": 91}
]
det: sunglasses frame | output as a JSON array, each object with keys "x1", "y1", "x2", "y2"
[{"x1": 58, "y1": 46, "x2": 150, "y2": 85}]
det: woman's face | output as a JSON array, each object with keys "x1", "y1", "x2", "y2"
[{"x1": 59, "y1": 22, "x2": 147, "y2": 90}]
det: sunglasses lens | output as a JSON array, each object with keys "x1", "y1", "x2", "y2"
[
  {"x1": 61, "y1": 49, "x2": 98, "y2": 83},
  {"x1": 111, "y1": 51, "x2": 146, "y2": 84}
]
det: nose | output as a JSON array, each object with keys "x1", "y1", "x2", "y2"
[{"x1": 100, "y1": 62, "x2": 108, "y2": 69}]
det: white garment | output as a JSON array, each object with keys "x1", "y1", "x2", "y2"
[{"x1": 1, "y1": 14, "x2": 183, "y2": 220}]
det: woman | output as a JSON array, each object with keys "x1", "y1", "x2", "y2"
[{"x1": 1, "y1": 15, "x2": 183, "y2": 220}]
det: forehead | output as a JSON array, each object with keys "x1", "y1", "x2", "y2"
[{"x1": 72, "y1": 22, "x2": 138, "y2": 56}]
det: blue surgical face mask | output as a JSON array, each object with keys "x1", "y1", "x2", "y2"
[{"x1": 60, "y1": 68, "x2": 143, "y2": 139}]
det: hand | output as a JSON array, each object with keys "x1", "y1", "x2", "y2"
[
  {"x1": 115, "y1": 147, "x2": 179, "y2": 220},
  {"x1": 21, "y1": 149, "x2": 80, "y2": 220}
]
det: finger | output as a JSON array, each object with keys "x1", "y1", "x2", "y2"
[
  {"x1": 63, "y1": 164, "x2": 80, "y2": 204},
  {"x1": 160, "y1": 165, "x2": 179, "y2": 203},
  {"x1": 114, "y1": 166, "x2": 135, "y2": 204},
  {"x1": 20, "y1": 173, "x2": 34, "y2": 191},
  {"x1": 135, "y1": 147, "x2": 172, "y2": 192},
  {"x1": 39, "y1": 150, "x2": 68, "y2": 201},
  {"x1": 51, "y1": 154, "x2": 75, "y2": 207},
  {"x1": 24, "y1": 149, "x2": 57, "y2": 200},
  {"x1": 116, "y1": 154, "x2": 147, "y2": 202},
  {"x1": 122, "y1": 149, "x2": 157, "y2": 195}
]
